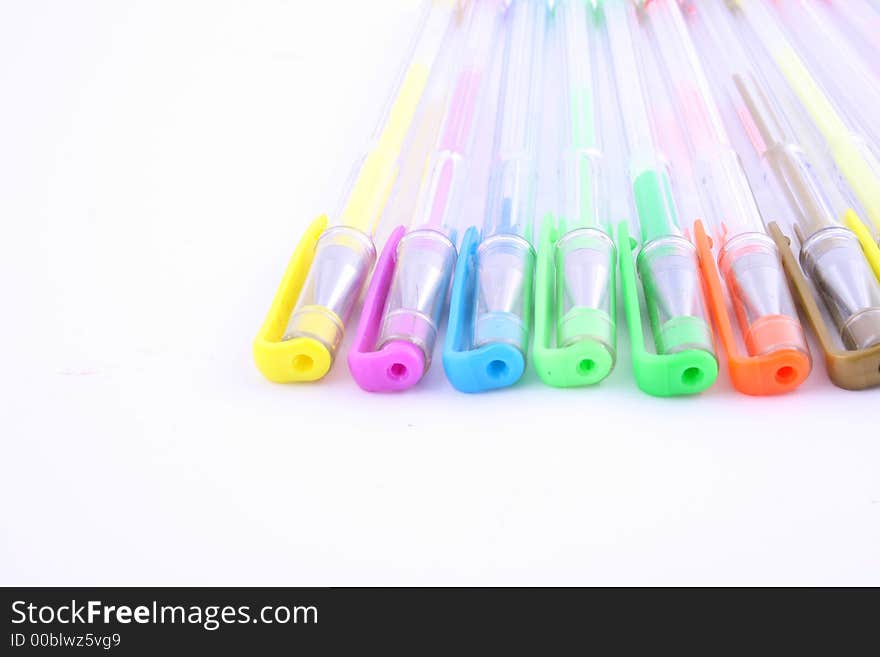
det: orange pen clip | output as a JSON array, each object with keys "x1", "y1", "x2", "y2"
[{"x1": 694, "y1": 220, "x2": 810, "y2": 394}]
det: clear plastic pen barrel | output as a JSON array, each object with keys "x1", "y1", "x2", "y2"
[
  {"x1": 377, "y1": 0, "x2": 501, "y2": 364},
  {"x1": 601, "y1": 0, "x2": 713, "y2": 357},
  {"x1": 283, "y1": 1, "x2": 456, "y2": 359},
  {"x1": 644, "y1": 0, "x2": 806, "y2": 360},
  {"x1": 728, "y1": 0, "x2": 880, "y2": 237},
  {"x1": 553, "y1": 0, "x2": 616, "y2": 355},
  {"x1": 699, "y1": 1, "x2": 880, "y2": 351},
  {"x1": 776, "y1": 0, "x2": 880, "y2": 149},
  {"x1": 474, "y1": 0, "x2": 546, "y2": 355}
]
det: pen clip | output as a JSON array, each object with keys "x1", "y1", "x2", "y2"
[
  {"x1": 693, "y1": 221, "x2": 812, "y2": 395},
  {"x1": 347, "y1": 226, "x2": 427, "y2": 392},
  {"x1": 253, "y1": 215, "x2": 332, "y2": 382},
  {"x1": 442, "y1": 226, "x2": 526, "y2": 392},
  {"x1": 844, "y1": 210, "x2": 880, "y2": 281},
  {"x1": 616, "y1": 220, "x2": 718, "y2": 397},
  {"x1": 533, "y1": 214, "x2": 616, "y2": 387},
  {"x1": 768, "y1": 221, "x2": 880, "y2": 390}
]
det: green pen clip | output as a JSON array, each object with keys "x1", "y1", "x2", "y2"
[{"x1": 534, "y1": 213, "x2": 617, "y2": 387}]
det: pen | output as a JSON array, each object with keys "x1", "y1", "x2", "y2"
[
  {"x1": 533, "y1": 0, "x2": 617, "y2": 388},
  {"x1": 689, "y1": 1, "x2": 880, "y2": 387},
  {"x1": 443, "y1": 0, "x2": 547, "y2": 393},
  {"x1": 348, "y1": 0, "x2": 501, "y2": 392},
  {"x1": 725, "y1": 0, "x2": 880, "y2": 239},
  {"x1": 253, "y1": 0, "x2": 459, "y2": 383},
  {"x1": 775, "y1": 0, "x2": 880, "y2": 149},
  {"x1": 599, "y1": 0, "x2": 717, "y2": 397},
  {"x1": 642, "y1": 0, "x2": 810, "y2": 395}
]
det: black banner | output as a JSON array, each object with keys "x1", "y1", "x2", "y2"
[{"x1": 1, "y1": 587, "x2": 873, "y2": 654}]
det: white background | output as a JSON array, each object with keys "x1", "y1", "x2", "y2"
[{"x1": 1, "y1": 0, "x2": 878, "y2": 586}]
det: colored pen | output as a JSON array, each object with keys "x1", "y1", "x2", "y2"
[
  {"x1": 444, "y1": 0, "x2": 548, "y2": 393},
  {"x1": 688, "y1": 0, "x2": 880, "y2": 387},
  {"x1": 599, "y1": 0, "x2": 717, "y2": 397},
  {"x1": 725, "y1": 0, "x2": 880, "y2": 238},
  {"x1": 253, "y1": 0, "x2": 459, "y2": 383},
  {"x1": 642, "y1": 0, "x2": 810, "y2": 395},
  {"x1": 348, "y1": 0, "x2": 502, "y2": 392},
  {"x1": 775, "y1": 0, "x2": 880, "y2": 149},
  {"x1": 533, "y1": 0, "x2": 617, "y2": 388}
]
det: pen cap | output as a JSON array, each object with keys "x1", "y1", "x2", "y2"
[
  {"x1": 636, "y1": 234, "x2": 714, "y2": 356},
  {"x1": 716, "y1": 231, "x2": 807, "y2": 358},
  {"x1": 555, "y1": 227, "x2": 616, "y2": 354},
  {"x1": 377, "y1": 228, "x2": 457, "y2": 364},
  {"x1": 800, "y1": 226, "x2": 880, "y2": 350},
  {"x1": 473, "y1": 233, "x2": 535, "y2": 355},
  {"x1": 283, "y1": 226, "x2": 376, "y2": 368}
]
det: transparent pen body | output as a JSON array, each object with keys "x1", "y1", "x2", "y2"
[
  {"x1": 284, "y1": 0, "x2": 456, "y2": 355},
  {"x1": 552, "y1": 0, "x2": 616, "y2": 353},
  {"x1": 776, "y1": 0, "x2": 880, "y2": 149},
  {"x1": 377, "y1": 0, "x2": 501, "y2": 361},
  {"x1": 646, "y1": 0, "x2": 805, "y2": 359},
  {"x1": 730, "y1": 0, "x2": 880, "y2": 237},
  {"x1": 474, "y1": 0, "x2": 546, "y2": 354},
  {"x1": 602, "y1": 0, "x2": 713, "y2": 356}
]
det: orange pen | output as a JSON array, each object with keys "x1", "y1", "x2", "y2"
[{"x1": 638, "y1": 0, "x2": 811, "y2": 395}]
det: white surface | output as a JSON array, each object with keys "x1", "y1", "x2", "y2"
[{"x1": 1, "y1": 0, "x2": 878, "y2": 587}]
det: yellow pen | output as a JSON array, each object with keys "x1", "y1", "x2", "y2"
[
  {"x1": 253, "y1": 1, "x2": 462, "y2": 383},
  {"x1": 726, "y1": 0, "x2": 880, "y2": 244}
]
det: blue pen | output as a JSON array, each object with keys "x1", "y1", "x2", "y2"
[{"x1": 444, "y1": 0, "x2": 548, "y2": 392}]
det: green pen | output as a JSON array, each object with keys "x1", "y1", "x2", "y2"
[
  {"x1": 597, "y1": 0, "x2": 717, "y2": 396},
  {"x1": 534, "y1": 0, "x2": 617, "y2": 388}
]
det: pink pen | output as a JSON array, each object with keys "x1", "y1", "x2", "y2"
[{"x1": 348, "y1": 0, "x2": 503, "y2": 392}]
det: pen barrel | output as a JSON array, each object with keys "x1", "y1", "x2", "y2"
[
  {"x1": 473, "y1": 233, "x2": 535, "y2": 356},
  {"x1": 763, "y1": 142, "x2": 837, "y2": 236},
  {"x1": 632, "y1": 166, "x2": 682, "y2": 244},
  {"x1": 717, "y1": 232, "x2": 808, "y2": 357},
  {"x1": 555, "y1": 227, "x2": 616, "y2": 359},
  {"x1": 377, "y1": 228, "x2": 457, "y2": 363},
  {"x1": 800, "y1": 226, "x2": 880, "y2": 350},
  {"x1": 636, "y1": 235, "x2": 714, "y2": 356},
  {"x1": 284, "y1": 226, "x2": 377, "y2": 356},
  {"x1": 560, "y1": 148, "x2": 605, "y2": 232},
  {"x1": 484, "y1": 153, "x2": 539, "y2": 241},
  {"x1": 827, "y1": 133, "x2": 880, "y2": 235},
  {"x1": 693, "y1": 148, "x2": 765, "y2": 237}
]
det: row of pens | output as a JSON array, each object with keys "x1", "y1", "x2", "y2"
[{"x1": 253, "y1": 0, "x2": 880, "y2": 396}]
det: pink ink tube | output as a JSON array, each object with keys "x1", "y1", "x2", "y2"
[{"x1": 348, "y1": 0, "x2": 503, "y2": 392}]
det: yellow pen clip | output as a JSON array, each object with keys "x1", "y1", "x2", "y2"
[
  {"x1": 253, "y1": 215, "x2": 332, "y2": 382},
  {"x1": 844, "y1": 209, "x2": 880, "y2": 281}
]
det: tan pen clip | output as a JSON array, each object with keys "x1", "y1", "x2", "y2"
[{"x1": 769, "y1": 223, "x2": 880, "y2": 390}]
